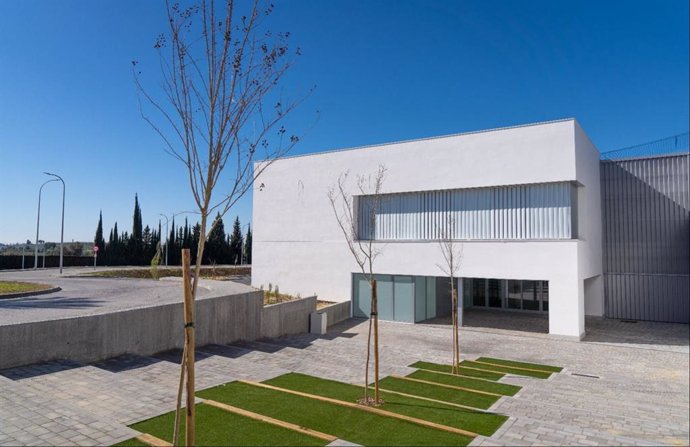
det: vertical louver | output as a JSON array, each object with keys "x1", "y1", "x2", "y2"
[{"x1": 357, "y1": 182, "x2": 575, "y2": 240}]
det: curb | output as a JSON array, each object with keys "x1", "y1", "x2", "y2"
[{"x1": 0, "y1": 286, "x2": 62, "y2": 300}]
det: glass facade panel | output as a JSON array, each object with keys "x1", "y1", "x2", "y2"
[
  {"x1": 414, "y1": 277, "x2": 427, "y2": 322},
  {"x1": 425, "y1": 277, "x2": 437, "y2": 319},
  {"x1": 522, "y1": 280, "x2": 539, "y2": 310},
  {"x1": 507, "y1": 280, "x2": 522, "y2": 309},
  {"x1": 488, "y1": 279, "x2": 502, "y2": 308},
  {"x1": 353, "y1": 273, "x2": 370, "y2": 318},
  {"x1": 540, "y1": 281, "x2": 549, "y2": 311},
  {"x1": 472, "y1": 279, "x2": 486, "y2": 306},
  {"x1": 376, "y1": 275, "x2": 395, "y2": 321},
  {"x1": 394, "y1": 276, "x2": 415, "y2": 323}
]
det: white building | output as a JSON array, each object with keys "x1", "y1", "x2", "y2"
[{"x1": 252, "y1": 119, "x2": 604, "y2": 339}]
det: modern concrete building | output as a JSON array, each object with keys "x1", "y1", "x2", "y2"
[{"x1": 252, "y1": 119, "x2": 689, "y2": 339}]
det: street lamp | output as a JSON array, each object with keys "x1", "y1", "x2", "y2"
[
  {"x1": 159, "y1": 214, "x2": 169, "y2": 267},
  {"x1": 44, "y1": 172, "x2": 66, "y2": 274},
  {"x1": 160, "y1": 210, "x2": 200, "y2": 266},
  {"x1": 35, "y1": 178, "x2": 58, "y2": 269}
]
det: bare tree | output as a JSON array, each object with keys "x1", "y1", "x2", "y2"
[
  {"x1": 436, "y1": 216, "x2": 463, "y2": 374},
  {"x1": 133, "y1": 0, "x2": 310, "y2": 443},
  {"x1": 327, "y1": 164, "x2": 386, "y2": 405}
]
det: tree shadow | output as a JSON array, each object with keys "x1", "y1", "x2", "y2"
[{"x1": 0, "y1": 296, "x2": 105, "y2": 309}]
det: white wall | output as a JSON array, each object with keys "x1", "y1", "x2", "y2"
[
  {"x1": 253, "y1": 119, "x2": 601, "y2": 339},
  {"x1": 574, "y1": 120, "x2": 604, "y2": 322}
]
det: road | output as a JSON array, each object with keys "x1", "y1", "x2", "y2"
[{"x1": 0, "y1": 267, "x2": 253, "y2": 325}]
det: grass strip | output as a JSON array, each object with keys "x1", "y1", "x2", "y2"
[
  {"x1": 265, "y1": 373, "x2": 507, "y2": 437},
  {"x1": 394, "y1": 375, "x2": 502, "y2": 397},
  {"x1": 460, "y1": 360, "x2": 551, "y2": 379},
  {"x1": 377, "y1": 376, "x2": 500, "y2": 410},
  {"x1": 409, "y1": 361, "x2": 504, "y2": 380},
  {"x1": 115, "y1": 403, "x2": 325, "y2": 446},
  {"x1": 476, "y1": 357, "x2": 562, "y2": 373},
  {"x1": 204, "y1": 398, "x2": 337, "y2": 442},
  {"x1": 0, "y1": 281, "x2": 52, "y2": 295},
  {"x1": 198, "y1": 381, "x2": 472, "y2": 446},
  {"x1": 407, "y1": 370, "x2": 521, "y2": 396}
]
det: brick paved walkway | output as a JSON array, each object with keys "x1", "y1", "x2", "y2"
[{"x1": 1, "y1": 317, "x2": 688, "y2": 446}]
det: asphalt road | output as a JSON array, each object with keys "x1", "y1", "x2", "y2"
[{"x1": 0, "y1": 267, "x2": 253, "y2": 325}]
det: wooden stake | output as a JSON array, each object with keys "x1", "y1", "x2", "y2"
[
  {"x1": 182, "y1": 249, "x2": 195, "y2": 446},
  {"x1": 136, "y1": 433, "x2": 173, "y2": 447},
  {"x1": 372, "y1": 279, "x2": 379, "y2": 403}
]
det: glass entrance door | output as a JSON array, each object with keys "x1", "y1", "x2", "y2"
[
  {"x1": 472, "y1": 279, "x2": 486, "y2": 306},
  {"x1": 487, "y1": 279, "x2": 503, "y2": 308}
]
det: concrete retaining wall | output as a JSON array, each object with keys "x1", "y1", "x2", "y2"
[
  {"x1": 321, "y1": 301, "x2": 351, "y2": 327},
  {"x1": 260, "y1": 296, "x2": 317, "y2": 339},
  {"x1": 0, "y1": 290, "x2": 263, "y2": 370}
]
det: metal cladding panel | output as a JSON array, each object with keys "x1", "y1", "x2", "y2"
[
  {"x1": 601, "y1": 154, "x2": 690, "y2": 323},
  {"x1": 358, "y1": 182, "x2": 573, "y2": 241}
]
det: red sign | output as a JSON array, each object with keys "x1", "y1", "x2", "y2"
[{"x1": 93, "y1": 245, "x2": 99, "y2": 253}]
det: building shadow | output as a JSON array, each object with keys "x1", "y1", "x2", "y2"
[
  {"x1": 93, "y1": 353, "x2": 164, "y2": 373},
  {"x1": 0, "y1": 359, "x2": 84, "y2": 380},
  {"x1": 420, "y1": 307, "x2": 549, "y2": 334},
  {"x1": 584, "y1": 317, "x2": 689, "y2": 349}
]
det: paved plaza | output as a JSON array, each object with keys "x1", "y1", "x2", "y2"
[
  {"x1": 0, "y1": 268, "x2": 249, "y2": 325},
  {"x1": 0, "y1": 307, "x2": 688, "y2": 446}
]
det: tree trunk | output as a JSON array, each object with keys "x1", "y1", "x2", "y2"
[
  {"x1": 452, "y1": 286, "x2": 460, "y2": 374},
  {"x1": 372, "y1": 279, "x2": 379, "y2": 403},
  {"x1": 181, "y1": 249, "x2": 195, "y2": 446}
]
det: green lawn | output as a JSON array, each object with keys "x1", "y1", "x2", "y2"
[
  {"x1": 377, "y1": 376, "x2": 500, "y2": 410},
  {"x1": 407, "y1": 370, "x2": 521, "y2": 396},
  {"x1": 114, "y1": 403, "x2": 325, "y2": 446},
  {"x1": 460, "y1": 361, "x2": 552, "y2": 379},
  {"x1": 264, "y1": 372, "x2": 508, "y2": 437},
  {"x1": 197, "y1": 381, "x2": 472, "y2": 446},
  {"x1": 476, "y1": 357, "x2": 563, "y2": 373},
  {"x1": 0, "y1": 281, "x2": 51, "y2": 295},
  {"x1": 409, "y1": 361, "x2": 504, "y2": 380}
]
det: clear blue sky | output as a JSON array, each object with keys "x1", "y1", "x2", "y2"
[{"x1": 0, "y1": 0, "x2": 688, "y2": 244}]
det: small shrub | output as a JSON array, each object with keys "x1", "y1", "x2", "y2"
[{"x1": 150, "y1": 243, "x2": 162, "y2": 280}]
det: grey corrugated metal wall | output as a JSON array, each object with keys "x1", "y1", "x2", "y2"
[
  {"x1": 358, "y1": 182, "x2": 575, "y2": 241},
  {"x1": 601, "y1": 154, "x2": 690, "y2": 323}
]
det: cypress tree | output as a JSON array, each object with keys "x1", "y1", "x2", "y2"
[
  {"x1": 130, "y1": 194, "x2": 144, "y2": 264},
  {"x1": 94, "y1": 211, "x2": 106, "y2": 265},
  {"x1": 245, "y1": 224, "x2": 252, "y2": 265},
  {"x1": 205, "y1": 213, "x2": 228, "y2": 264},
  {"x1": 229, "y1": 216, "x2": 243, "y2": 265}
]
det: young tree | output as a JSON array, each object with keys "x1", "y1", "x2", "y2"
[
  {"x1": 437, "y1": 217, "x2": 463, "y2": 374},
  {"x1": 328, "y1": 164, "x2": 387, "y2": 405},
  {"x1": 134, "y1": 1, "x2": 309, "y2": 440},
  {"x1": 229, "y1": 216, "x2": 243, "y2": 265},
  {"x1": 133, "y1": 0, "x2": 308, "y2": 292}
]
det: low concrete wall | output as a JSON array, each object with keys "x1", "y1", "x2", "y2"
[
  {"x1": 321, "y1": 301, "x2": 351, "y2": 327},
  {"x1": 0, "y1": 290, "x2": 263, "y2": 370},
  {"x1": 260, "y1": 296, "x2": 317, "y2": 339}
]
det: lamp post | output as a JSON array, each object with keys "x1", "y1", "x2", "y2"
[
  {"x1": 35, "y1": 179, "x2": 58, "y2": 269},
  {"x1": 160, "y1": 210, "x2": 200, "y2": 267},
  {"x1": 44, "y1": 172, "x2": 65, "y2": 274},
  {"x1": 159, "y1": 214, "x2": 169, "y2": 267}
]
